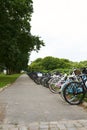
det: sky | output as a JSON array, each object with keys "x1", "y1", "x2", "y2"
[{"x1": 30, "y1": 0, "x2": 87, "y2": 63}]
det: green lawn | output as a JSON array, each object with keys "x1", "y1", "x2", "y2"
[{"x1": 0, "y1": 74, "x2": 21, "y2": 88}]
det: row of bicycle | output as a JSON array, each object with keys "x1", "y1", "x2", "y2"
[{"x1": 27, "y1": 68, "x2": 87, "y2": 105}]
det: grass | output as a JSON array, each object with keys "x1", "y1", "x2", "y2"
[
  {"x1": 83, "y1": 93, "x2": 87, "y2": 102},
  {"x1": 0, "y1": 74, "x2": 21, "y2": 88}
]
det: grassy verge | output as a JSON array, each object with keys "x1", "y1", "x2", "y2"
[
  {"x1": 83, "y1": 93, "x2": 87, "y2": 102},
  {"x1": 0, "y1": 74, "x2": 21, "y2": 88}
]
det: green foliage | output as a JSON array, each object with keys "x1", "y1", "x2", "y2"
[
  {"x1": 79, "y1": 61, "x2": 87, "y2": 68},
  {"x1": 29, "y1": 56, "x2": 87, "y2": 74},
  {"x1": 0, "y1": 74, "x2": 21, "y2": 88},
  {"x1": 0, "y1": 0, "x2": 45, "y2": 74},
  {"x1": 29, "y1": 56, "x2": 73, "y2": 73},
  {"x1": 41, "y1": 56, "x2": 58, "y2": 70},
  {"x1": 32, "y1": 58, "x2": 43, "y2": 63},
  {"x1": 50, "y1": 68, "x2": 71, "y2": 74},
  {"x1": 29, "y1": 58, "x2": 44, "y2": 72}
]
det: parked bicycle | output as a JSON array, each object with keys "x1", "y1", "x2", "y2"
[
  {"x1": 62, "y1": 69, "x2": 87, "y2": 105},
  {"x1": 48, "y1": 74, "x2": 66, "y2": 94}
]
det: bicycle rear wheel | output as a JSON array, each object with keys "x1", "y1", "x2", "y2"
[{"x1": 63, "y1": 81, "x2": 85, "y2": 105}]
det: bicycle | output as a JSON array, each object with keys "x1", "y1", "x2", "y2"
[
  {"x1": 48, "y1": 74, "x2": 63, "y2": 93},
  {"x1": 62, "y1": 74, "x2": 87, "y2": 105},
  {"x1": 49, "y1": 72, "x2": 77, "y2": 94}
]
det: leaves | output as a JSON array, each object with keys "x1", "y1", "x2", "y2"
[{"x1": 0, "y1": 0, "x2": 45, "y2": 74}]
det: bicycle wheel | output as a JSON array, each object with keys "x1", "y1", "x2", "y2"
[
  {"x1": 63, "y1": 81, "x2": 85, "y2": 105},
  {"x1": 49, "y1": 83, "x2": 61, "y2": 94},
  {"x1": 34, "y1": 78, "x2": 40, "y2": 85}
]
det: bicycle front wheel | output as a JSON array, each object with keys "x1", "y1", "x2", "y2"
[{"x1": 63, "y1": 81, "x2": 85, "y2": 105}]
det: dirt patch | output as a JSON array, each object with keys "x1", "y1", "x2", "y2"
[
  {"x1": 0, "y1": 103, "x2": 6, "y2": 123},
  {"x1": 79, "y1": 102, "x2": 87, "y2": 111}
]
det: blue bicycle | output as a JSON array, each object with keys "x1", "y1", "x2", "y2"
[{"x1": 62, "y1": 74, "x2": 87, "y2": 105}]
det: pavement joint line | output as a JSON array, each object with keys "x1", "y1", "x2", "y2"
[{"x1": 0, "y1": 120, "x2": 87, "y2": 130}]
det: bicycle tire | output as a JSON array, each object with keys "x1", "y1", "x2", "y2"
[
  {"x1": 49, "y1": 83, "x2": 61, "y2": 94},
  {"x1": 34, "y1": 78, "x2": 40, "y2": 85},
  {"x1": 63, "y1": 81, "x2": 85, "y2": 105}
]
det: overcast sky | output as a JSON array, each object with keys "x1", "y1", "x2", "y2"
[{"x1": 30, "y1": 0, "x2": 87, "y2": 63}]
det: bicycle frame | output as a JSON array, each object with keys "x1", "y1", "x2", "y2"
[{"x1": 79, "y1": 74, "x2": 87, "y2": 92}]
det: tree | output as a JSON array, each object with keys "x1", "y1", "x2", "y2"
[
  {"x1": 79, "y1": 61, "x2": 87, "y2": 68},
  {"x1": 0, "y1": 0, "x2": 44, "y2": 74},
  {"x1": 57, "y1": 58, "x2": 72, "y2": 69},
  {"x1": 29, "y1": 58, "x2": 44, "y2": 72},
  {"x1": 29, "y1": 56, "x2": 73, "y2": 73},
  {"x1": 41, "y1": 56, "x2": 58, "y2": 70}
]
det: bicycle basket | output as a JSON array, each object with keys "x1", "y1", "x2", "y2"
[{"x1": 74, "y1": 69, "x2": 81, "y2": 75}]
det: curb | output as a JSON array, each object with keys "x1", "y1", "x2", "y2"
[{"x1": 0, "y1": 84, "x2": 10, "y2": 92}]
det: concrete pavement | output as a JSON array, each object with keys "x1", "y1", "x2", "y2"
[
  {"x1": 0, "y1": 120, "x2": 87, "y2": 129},
  {"x1": 0, "y1": 74, "x2": 87, "y2": 129}
]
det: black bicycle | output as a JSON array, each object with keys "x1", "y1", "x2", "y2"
[{"x1": 62, "y1": 74, "x2": 87, "y2": 105}]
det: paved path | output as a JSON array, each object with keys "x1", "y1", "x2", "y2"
[{"x1": 0, "y1": 74, "x2": 87, "y2": 129}]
